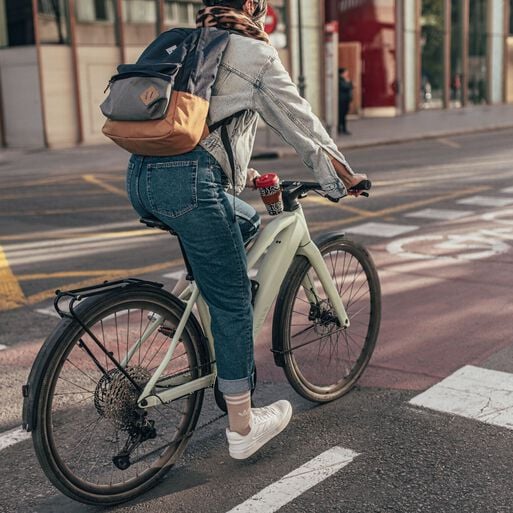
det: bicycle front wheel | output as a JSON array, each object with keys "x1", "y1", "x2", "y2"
[
  {"x1": 273, "y1": 235, "x2": 381, "y2": 402},
  {"x1": 32, "y1": 285, "x2": 208, "y2": 505}
]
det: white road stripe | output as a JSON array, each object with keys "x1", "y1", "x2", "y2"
[
  {"x1": 500, "y1": 186, "x2": 513, "y2": 194},
  {"x1": 164, "y1": 269, "x2": 259, "y2": 280},
  {"x1": 457, "y1": 196, "x2": 513, "y2": 207},
  {"x1": 35, "y1": 307, "x2": 61, "y2": 319},
  {"x1": 4, "y1": 230, "x2": 160, "y2": 252},
  {"x1": 0, "y1": 344, "x2": 6, "y2": 351},
  {"x1": 163, "y1": 271, "x2": 185, "y2": 280},
  {"x1": 0, "y1": 427, "x2": 30, "y2": 451},
  {"x1": 6, "y1": 238, "x2": 151, "y2": 266},
  {"x1": 345, "y1": 222, "x2": 418, "y2": 238},
  {"x1": 0, "y1": 221, "x2": 138, "y2": 242},
  {"x1": 410, "y1": 365, "x2": 513, "y2": 430},
  {"x1": 405, "y1": 208, "x2": 474, "y2": 221},
  {"x1": 226, "y1": 446, "x2": 359, "y2": 513}
]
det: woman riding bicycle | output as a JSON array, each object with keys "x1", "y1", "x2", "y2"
[{"x1": 126, "y1": 0, "x2": 367, "y2": 460}]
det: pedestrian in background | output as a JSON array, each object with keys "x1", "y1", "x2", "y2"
[{"x1": 338, "y1": 67, "x2": 353, "y2": 135}]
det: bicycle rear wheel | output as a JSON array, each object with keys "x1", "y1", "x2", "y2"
[
  {"x1": 32, "y1": 286, "x2": 208, "y2": 505},
  {"x1": 273, "y1": 235, "x2": 381, "y2": 402}
]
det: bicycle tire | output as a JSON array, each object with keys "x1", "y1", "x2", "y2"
[
  {"x1": 273, "y1": 235, "x2": 381, "y2": 402},
  {"x1": 31, "y1": 285, "x2": 208, "y2": 505}
]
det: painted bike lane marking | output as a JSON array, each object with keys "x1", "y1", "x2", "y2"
[
  {"x1": 410, "y1": 366, "x2": 513, "y2": 430},
  {"x1": 226, "y1": 446, "x2": 359, "y2": 513},
  {"x1": 387, "y1": 232, "x2": 510, "y2": 263}
]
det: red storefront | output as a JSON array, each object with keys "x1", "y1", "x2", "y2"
[{"x1": 325, "y1": 0, "x2": 399, "y2": 113}]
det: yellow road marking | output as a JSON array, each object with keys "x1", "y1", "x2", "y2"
[
  {"x1": 18, "y1": 270, "x2": 132, "y2": 281},
  {"x1": 0, "y1": 246, "x2": 25, "y2": 310},
  {"x1": 83, "y1": 174, "x2": 127, "y2": 197},
  {"x1": 22, "y1": 259, "x2": 184, "y2": 309},
  {"x1": 0, "y1": 189, "x2": 110, "y2": 201},
  {"x1": 310, "y1": 185, "x2": 490, "y2": 232},
  {"x1": 0, "y1": 175, "x2": 81, "y2": 190},
  {"x1": 437, "y1": 138, "x2": 462, "y2": 149}
]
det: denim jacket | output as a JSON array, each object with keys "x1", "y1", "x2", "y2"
[{"x1": 199, "y1": 33, "x2": 353, "y2": 198}]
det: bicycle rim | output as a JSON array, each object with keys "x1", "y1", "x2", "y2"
[{"x1": 35, "y1": 293, "x2": 205, "y2": 503}]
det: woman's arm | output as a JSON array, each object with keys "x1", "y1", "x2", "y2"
[{"x1": 252, "y1": 51, "x2": 366, "y2": 197}]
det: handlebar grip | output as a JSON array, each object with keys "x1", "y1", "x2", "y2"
[{"x1": 348, "y1": 179, "x2": 372, "y2": 192}]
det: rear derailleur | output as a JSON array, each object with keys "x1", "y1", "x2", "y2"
[{"x1": 112, "y1": 412, "x2": 157, "y2": 471}]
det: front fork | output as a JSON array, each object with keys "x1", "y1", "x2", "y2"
[{"x1": 298, "y1": 242, "x2": 350, "y2": 329}]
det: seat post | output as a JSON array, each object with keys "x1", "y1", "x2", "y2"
[{"x1": 176, "y1": 235, "x2": 194, "y2": 282}]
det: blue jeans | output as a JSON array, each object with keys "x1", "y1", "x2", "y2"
[{"x1": 126, "y1": 148, "x2": 261, "y2": 394}]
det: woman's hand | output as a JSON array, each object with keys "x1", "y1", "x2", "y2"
[
  {"x1": 246, "y1": 168, "x2": 261, "y2": 190},
  {"x1": 331, "y1": 159, "x2": 368, "y2": 197}
]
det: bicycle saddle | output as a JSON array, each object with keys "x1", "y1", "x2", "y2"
[{"x1": 139, "y1": 216, "x2": 177, "y2": 235}]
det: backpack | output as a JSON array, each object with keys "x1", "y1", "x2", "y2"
[{"x1": 100, "y1": 27, "x2": 233, "y2": 157}]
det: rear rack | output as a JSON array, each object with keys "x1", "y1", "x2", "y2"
[{"x1": 54, "y1": 278, "x2": 163, "y2": 319}]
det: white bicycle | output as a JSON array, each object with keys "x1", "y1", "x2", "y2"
[{"x1": 22, "y1": 179, "x2": 381, "y2": 505}]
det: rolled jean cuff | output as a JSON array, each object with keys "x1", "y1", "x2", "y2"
[{"x1": 217, "y1": 375, "x2": 253, "y2": 395}]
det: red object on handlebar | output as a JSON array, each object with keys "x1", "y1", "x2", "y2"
[{"x1": 255, "y1": 173, "x2": 279, "y2": 188}]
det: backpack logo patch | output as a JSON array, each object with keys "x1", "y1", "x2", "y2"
[{"x1": 140, "y1": 86, "x2": 159, "y2": 105}]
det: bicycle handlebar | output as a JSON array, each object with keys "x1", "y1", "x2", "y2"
[{"x1": 280, "y1": 179, "x2": 372, "y2": 202}]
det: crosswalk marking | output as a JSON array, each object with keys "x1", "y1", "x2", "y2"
[
  {"x1": 410, "y1": 365, "x2": 513, "y2": 430},
  {"x1": 457, "y1": 196, "x2": 513, "y2": 207},
  {"x1": 0, "y1": 427, "x2": 30, "y2": 452},
  {"x1": 500, "y1": 186, "x2": 513, "y2": 194},
  {"x1": 227, "y1": 446, "x2": 359, "y2": 513},
  {"x1": 405, "y1": 208, "x2": 473, "y2": 221},
  {"x1": 345, "y1": 222, "x2": 418, "y2": 238},
  {"x1": 0, "y1": 344, "x2": 6, "y2": 351}
]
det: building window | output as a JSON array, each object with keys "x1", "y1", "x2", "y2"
[
  {"x1": 123, "y1": 0, "x2": 157, "y2": 23},
  {"x1": 76, "y1": 0, "x2": 115, "y2": 23},
  {"x1": 468, "y1": 0, "x2": 487, "y2": 104},
  {"x1": 164, "y1": 1, "x2": 201, "y2": 28},
  {"x1": 420, "y1": 0, "x2": 444, "y2": 109},
  {"x1": 37, "y1": 0, "x2": 69, "y2": 44},
  {"x1": 510, "y1": 0, "x2": 513, "y2": 34},
  {"x1": 449, "y1": 0, "x2": 464, "y2": 108}
]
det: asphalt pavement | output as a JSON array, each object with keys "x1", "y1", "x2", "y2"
[{"x1": 2, "y1": 130, "x2": 513, "y2": 512}]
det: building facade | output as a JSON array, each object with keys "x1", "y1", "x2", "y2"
[
  {"x1": 0, "y1": 0, "x2": 293, "y2": 149},
  {"x1": 326, "y1": 0, "x2": 513, "y2": 118},
  {"x1": 0, "y1": 1, "x2": 511, "y2": 149}
]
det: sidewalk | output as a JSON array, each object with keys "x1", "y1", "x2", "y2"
[
  {"x1": 0, "y1": 104, "x2": 512, "y2": 172},
  {"x1": 253, "y1": 103, "x2": 513, "y2": 157}
]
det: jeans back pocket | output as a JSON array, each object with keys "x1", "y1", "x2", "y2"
[{"x1": 146, "y1": 160, "x2": 198, "y2": 218}]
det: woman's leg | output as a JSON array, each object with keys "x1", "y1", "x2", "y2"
[{"x1": 138, "y1": 149, "x2": 255, "y2": 395}]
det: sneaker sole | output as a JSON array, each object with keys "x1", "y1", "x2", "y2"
[{"x1": 228, "y1": 403, "x2": 293, "y2": 460}]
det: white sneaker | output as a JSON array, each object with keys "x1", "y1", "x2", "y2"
[{"x1": 226, "y1": 400, "x2": 293, "y2": 460}]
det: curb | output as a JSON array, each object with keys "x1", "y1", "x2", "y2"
[{"x1": 251, "y1": 123, "x2": 513, "y2": 160}]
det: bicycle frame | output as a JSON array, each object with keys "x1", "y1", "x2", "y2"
[{"x1": 135, "y1": 205, "x2": 350, "y2": 409}]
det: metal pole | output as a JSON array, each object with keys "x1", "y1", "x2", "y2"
[
  {"x1": 461, "y1": 0, "x2": 469, "y2": 106},
  {"x1": 157, "y1": 0, "x2": 165, "y2": 34},
  {"x1": 296, "y1": 0, "x2": 306, "y2": 97},
  {"x1": 443, "y1": 0, "x2": 451, "y2": 109},
  {"x1": 115, "y1": 0, "x2": 126, "y2": 64},
  {"x1": 32, "y1": 0, "x2": 49, "y2": 147},
  {"x1": 68, "y1": 0, "x2": 84, "y2": 144}
]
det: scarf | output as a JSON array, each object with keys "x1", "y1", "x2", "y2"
[{"x1": 196, "y1": 6, "x2": 270, "y2": 44}]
